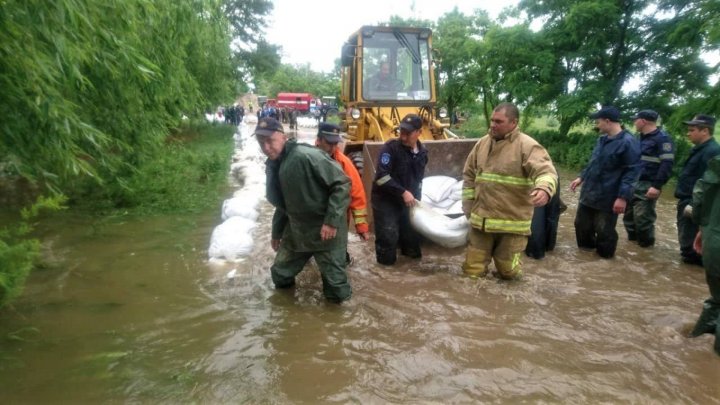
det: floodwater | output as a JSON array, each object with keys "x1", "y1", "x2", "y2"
[{"x1": 1, "y1": 123, "x2": 719, "y2": 404}]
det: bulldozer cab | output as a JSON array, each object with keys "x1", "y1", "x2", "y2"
[
  {"x1": 339, "y1": 26, "x2": 477, "y2": 230},
  {"x1": 340, "y1": 26, "x2": 450, "y2": 162}
]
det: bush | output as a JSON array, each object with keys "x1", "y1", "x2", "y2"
[
  {"x1": 0, "y1": 195, "x2": 66, "y2": 309},
  {"x1": 68, "y1": 120, "x2": 236, "y2": 214}
]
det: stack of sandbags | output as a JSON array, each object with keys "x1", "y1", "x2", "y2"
[{"x1": 208, "y1": 122, "x2": 267, "y2": 264}]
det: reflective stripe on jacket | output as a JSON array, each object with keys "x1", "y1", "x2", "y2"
[
  {"x1": 638, "y1": 128, "x2": 674, "y2": 189},
  {"x1": 462, "y1": 127, "x2": 558, "y2": 235},
  {"x1": 332, "y1": 148, "x2": 369, "y2": 234}
]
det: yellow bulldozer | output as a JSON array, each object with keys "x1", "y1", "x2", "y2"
[{"x1": 338, "y1": 25, "x2": 478, "y2": 203}]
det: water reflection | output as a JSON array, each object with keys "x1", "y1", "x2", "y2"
[{"x1": 1, "y1": 124, "x2": 719, "y2": 403}]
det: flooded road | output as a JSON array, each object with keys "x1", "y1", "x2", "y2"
[{"x1": 1, "y1": 122, "x2": 719, "y2": 403}]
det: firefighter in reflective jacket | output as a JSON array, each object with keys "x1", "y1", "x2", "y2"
[
  {"x1": 371, "y1": 114, "x2": 428, "y2": 265},
  {"x1": 315, "y1": 123, "x2": 370, "y2": 264},
  {"x1": 462, "y1": 103, "x2": 558, "y2": 279}
]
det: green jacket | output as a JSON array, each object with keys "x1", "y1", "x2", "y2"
[
  {"x1": 693, "y1": 155, "x2": 720, "y2": 236},
  {"x1": 266, "y1": 139, "x2": 350, "y2": 252}
]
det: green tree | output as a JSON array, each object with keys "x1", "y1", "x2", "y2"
[
  {"x1": 517, "y1": 0, "x2": 715, "y2": 136},
  {"x1": 434, "y1": 9, "x2": 487, "y2": 123}
]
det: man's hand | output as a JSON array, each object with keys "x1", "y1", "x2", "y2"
[
  {"x1": 569, "y1": 177, "x2": 582, "y2": 192},
  {"x1": 693, "y1": 230, "x2": 703, "y2": 255},
  {"x1": 271, "y1": 239, "x2": 281, "y2": 252},
  {"x1": 402, "y1": 190, "x2": 416, "y2": 207},
  {"x1": 645, "y1": 187, "x2": 661, "y2": 200},
  {"x1": 530, "y1": 189, "x2": 550, "y2": 207},
  {"x1": 320, "y1": 224, "x2": 337, "y2": 240},
  {"x1": 612, "y1": 198, "x2": 627, "y2": 214},
  {"x1": 358, "y1": 232, "x2": 370, "y2": 241}
]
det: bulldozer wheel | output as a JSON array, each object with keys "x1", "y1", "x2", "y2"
[{"x1": 348, "y1": 151, "x2": 364, "y2": 172}]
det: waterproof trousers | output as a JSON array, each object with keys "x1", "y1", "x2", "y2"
[
  {"x1": 526, "y1": 191, "x2": 562, "y2": 259},
  {"x1": 677, "y1": 200, "x2": 703, "y2": 266},
  {"x1": 463, "y1": 228, "x2": 526, "y2": 280},
  {"x1": 270, "y1": 244, "x2": 351, "y2": 302},
  {"x1": 623, "y1": 181, "x2": 657, "y2": 247},
  {"x1": 574, "y1": 203, "x2": 619, "y2": 258},
  {"x1": 372, "y1": 197, "x2": 421, "y2": 265},
  {"x1": 690, "y1": 229, "x2": 720, "y2": 355}
]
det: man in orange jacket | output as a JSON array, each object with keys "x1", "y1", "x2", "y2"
[{"x1": 315, "y1": 123, "x2": 370, "y2": 263}]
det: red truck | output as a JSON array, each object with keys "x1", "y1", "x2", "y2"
[{"x1": 276, "y1": 92, "x2": 318, "y2": 114}]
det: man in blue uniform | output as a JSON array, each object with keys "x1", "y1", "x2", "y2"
[
  {"x1": 255, "y1": 117, "x2": 352, "y2": 302},
  {"x1": 570, "y1": 106, "x2": 641, "y2": 258},
  {"x1": 675, "y1": 114, "x2": 720, "y2": 266},
  {"x1": 371, "y1": 114, "x2": 428, "y2": 265},
  {"x1": 622, "y1": 109, "x2": 674, "y2": 247}
]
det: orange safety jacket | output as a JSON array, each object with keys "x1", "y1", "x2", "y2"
[{"x1": 331, "y1": 148, "x2": 369, "y2": 234}]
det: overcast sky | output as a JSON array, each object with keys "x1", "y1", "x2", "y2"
[{"x1": 264, "y1": 0, "x2": 517, "y2": 73}]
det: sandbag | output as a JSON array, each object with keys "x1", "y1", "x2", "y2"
[
  {"x1": 221, "y1": 196, "x2": 260, "y2": 221},
  {"x1": 208, "y1": 216, "x2": 257, "y2": 261},
  {"x1": 422, "y1": 176, "x2": 459, "y2": 203},
  {"x1": 410, "y1": 200, "x2": 469, "y2": 248}
]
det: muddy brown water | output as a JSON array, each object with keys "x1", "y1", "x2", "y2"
[{"x1": 1, "y1": 125, "x2": 719, "y2": 403}]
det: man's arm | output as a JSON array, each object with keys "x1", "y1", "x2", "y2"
[{"x1": 461, "y1": 141, "x2": 480, "y2": 218}]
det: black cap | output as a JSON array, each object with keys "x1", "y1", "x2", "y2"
[
  {"x1": 630, "y1": 109, "x2": 659, "y2": 122},
  {"x1": 683, "y1": 114, "x2": 716, "y2": 128},
  {"x1": 589, "y1": 106, "x2": 621, "y2": 122},
  {"x1": 399, "y1": 114, "x2": 423, "y2": 132},
  {"x1": 317, "y1": 122, "x2": 342, "y2": 143},
  {"x1": 254, "y1": 117, "x2": 284, "y2": 137}
]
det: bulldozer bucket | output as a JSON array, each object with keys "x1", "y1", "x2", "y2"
[{"x1": 360, "y1": 138, "x2": 478, "y2": 227}]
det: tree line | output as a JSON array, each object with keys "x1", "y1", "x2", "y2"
[
  {"x1": 0, "y1": 0, "x2": 277, "y2": 202},
  {"x1": 432, "y1": 0, "x2": 719, "y2": 139}
]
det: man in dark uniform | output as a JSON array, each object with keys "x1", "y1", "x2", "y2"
[
  {"x1": 675, "y1": 114, "x2": 720, "y2": 266},
  {"x1": 371, "y1": 113, "x2": 428, "y2": 265},
  {"x1": 689, "y1": 154, "x2": 720, "y2": 355},
  {"x1": 570, "y1": 106, "x2": 641, "y2": 258},
  {"x1": 255, "y1": 117, "x2": 352, "y2": 302},
  {"x1": 623, "y1": 109, "x2": 674, "y2": 247}
]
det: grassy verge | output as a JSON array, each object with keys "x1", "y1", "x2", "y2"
[
  {"x1": 70, "y1": 120, "x2": 236, "y2": 215},
  {"x1": 0, "y1": 120, "x2": 235, "y2": 310}
]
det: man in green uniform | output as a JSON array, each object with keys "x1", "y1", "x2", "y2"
[
  {"x1": 689, "y1": 155, "x2": 720, "y2": 355},
  {"x1": 255, "y1": 117, "x2": 352, "y2": 302}
]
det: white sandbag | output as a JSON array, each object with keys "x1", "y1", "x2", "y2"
[
  {"x1": 410, "y1": 200, "x2": 469, "y2": 248},
  {"x1": 208, "y1": 216, "x2": 257, "y2": 261},
  {"x1": 422, "y1": 176, "x2": 459, "y2": 203},
  {"x1": 449, "y1": 180, "x2": 462, "y2": 201},
  {"x1": 221, "y1": 197, "x2": 259, "y2": 221},
  {"x1": 431, "y1": 199, "x2": 464, "y2": 217}
]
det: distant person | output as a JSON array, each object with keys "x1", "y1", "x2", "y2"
[
  {"x1": 462, "y1": 102, "x2": 558, "y2": 279},
  {"x1": 315, "y1": 123, "x2": 370, "y2": 265},
  {"x1": 622, "y1": 109, "x2": 674, "y2": 248},
  {"x1": 255, "y1": 117, "x2": 352, "y2": 303},
  {"x1": 569, "y1": 106, "x2": 641, "y2": 258},
  {"x1": 371, "y1": 114, "x2": 428, "y2": 265},
  {"x1": 688, "y1": 154, "x2": 720, "y2": 355},
  {"x1": 675, "y1": 114, "x2": 720, "y2": 266}
]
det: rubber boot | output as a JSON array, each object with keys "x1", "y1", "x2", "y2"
[{"x1": 689, "y1": 303, "x2": 718, "y2": 337}]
